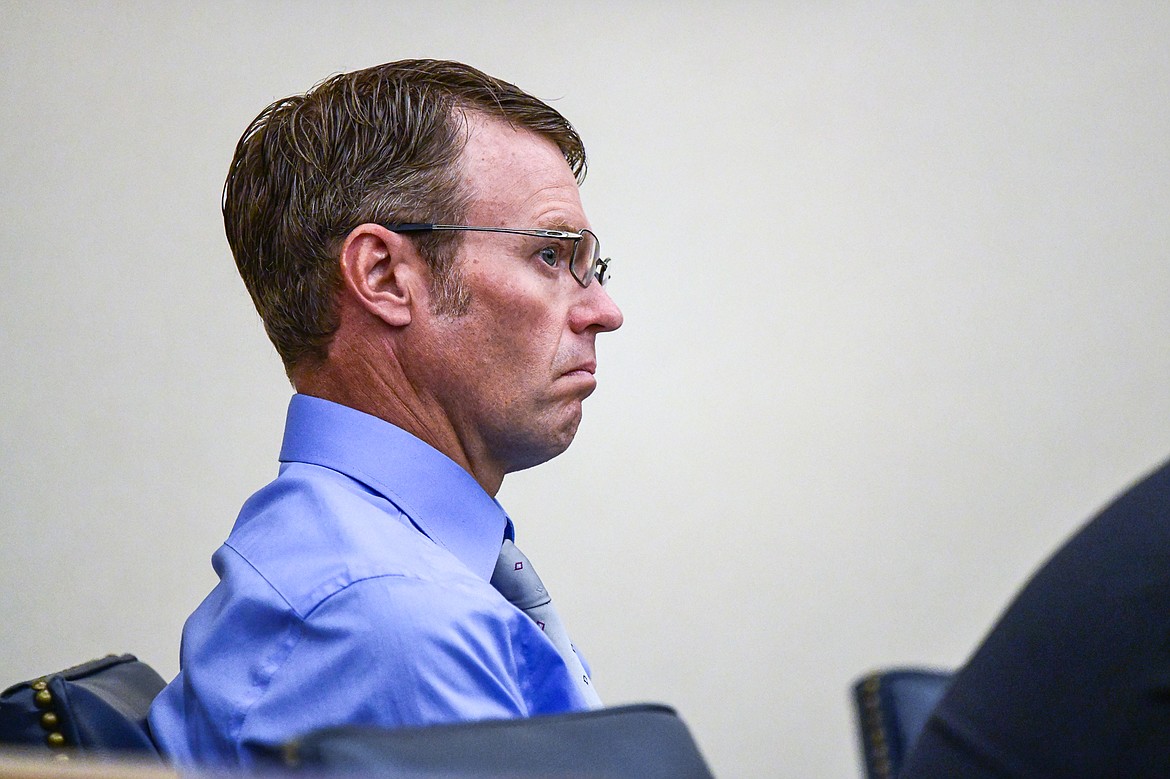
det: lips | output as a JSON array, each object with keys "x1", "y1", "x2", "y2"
[
  {"x1": 559, "y1": 358, "x2": 596, "y2": 381},
  {"x1": 558, "y1": 361, "x2": 598, "y2": 399},
  {"x1": 564, "y1": 361, "x2": 596, "y2": 377}
]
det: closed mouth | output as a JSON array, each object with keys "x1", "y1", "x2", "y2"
[{"x1": 563, "y1": 363, "x2": 596, "y2": 377}]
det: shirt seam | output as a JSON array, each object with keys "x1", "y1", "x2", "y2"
[
  {"x1": 222, "y1": 541, "x2": 305, "y2": 620},
  {"x1": 222, "y1": 540, "x2": 435, "y2": 621}
]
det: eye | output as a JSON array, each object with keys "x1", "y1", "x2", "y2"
[{"x1": 537, "y1": 243, "x2": 569, "y2": 268}]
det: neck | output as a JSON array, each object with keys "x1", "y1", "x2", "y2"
[{"x1": 293, "y1": 342, "x2": 505, "y2": 496}]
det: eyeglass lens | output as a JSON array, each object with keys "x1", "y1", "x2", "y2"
[{"x1": 572, "y1": 230, "x2": 603, "y2": 287}]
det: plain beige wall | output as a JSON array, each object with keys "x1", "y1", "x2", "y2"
[{"x1": 3, "y1": 2, "x2": 1170, "y2": 776}]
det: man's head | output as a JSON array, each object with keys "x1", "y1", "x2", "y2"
[
  {"x1": 225, "y1": 60, "x2": 623, "y2": 492},
  {"x1": 223, "y1": 59, "x2": 587, "y2": 373}
]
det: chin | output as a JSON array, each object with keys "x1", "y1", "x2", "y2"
[{"x1": 507, "y1": 424, "x2": 580, "y2": 474}]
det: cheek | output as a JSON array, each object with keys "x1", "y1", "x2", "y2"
[{"x1": 473, "y1": 285, "x2": 564, "y2": 365}]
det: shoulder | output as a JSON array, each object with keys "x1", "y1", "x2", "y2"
[
  {"x1": 904, "y1": 457, "x2": 1170, "y2": 776},
  {"x1": 222, "y1": 461, "x2": 468, "y2": 617},
  {"x1": 233, "y1": 574, "x2": 535, "y2": 751},
  {"x1": 974, "y1": 457, "x2": 1170, "y2": 650},
  {"x1": 1012, "y1": 456, "x2": 1170, "y2": 605},
  {"x1": 162, "y1": 551, "x2": 527, "y2": 764}
]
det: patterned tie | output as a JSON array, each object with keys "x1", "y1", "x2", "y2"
[{"x1": 491, "y1": 538, "x2": 602, "y2": 709}]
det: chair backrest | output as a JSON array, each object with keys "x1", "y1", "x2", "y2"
[
  {"x1": 852, "y1": 667, "x2": 952, "y2": 779},
  {"x1": 283, "y1": 702, "x2": 714, "y2": 779},
  {"x1": 0, "y1": 654, "x2": 166, "y2": 757}
]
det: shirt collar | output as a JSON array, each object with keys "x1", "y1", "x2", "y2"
[{"x1": 278, "y1": 393, "x2": 508, "y2": 581}]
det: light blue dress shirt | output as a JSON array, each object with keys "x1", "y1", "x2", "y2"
[{"x1": 148, "y1": 394, "x2": 592, "y2": 767}]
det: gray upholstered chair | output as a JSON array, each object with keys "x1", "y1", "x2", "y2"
[{"x1": 0, "y1": 654, "x2": 165, "y2": 758}]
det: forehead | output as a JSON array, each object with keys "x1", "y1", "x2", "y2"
[{"x1": 458, "y1": 113, "x2": 586, "y2": 228}]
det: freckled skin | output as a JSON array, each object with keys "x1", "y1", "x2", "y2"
[{"x1": 401, "y1": 115, "x2": 624, "y2": 487}]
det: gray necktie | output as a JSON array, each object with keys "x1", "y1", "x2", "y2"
[{"x1": 491, "y1": 538, "x2": 602, "y2": 709}]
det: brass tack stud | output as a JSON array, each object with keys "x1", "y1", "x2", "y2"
[
  {"x1": 46, "y1": 732, "x2": 66, "y2": 748},
  {"x1": 40, "y1": 712, "x2": 59, "y2": 730},
  {"x1": 34, "y1": 689, "x2": 53, "y2": 709},
  {"x1": 31, "y1": 680, "x2": 47, "y2": 691}
]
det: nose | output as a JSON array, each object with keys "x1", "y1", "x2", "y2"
[{"x1": 570, "y1": 281, "x2": 624, "y2": 334}]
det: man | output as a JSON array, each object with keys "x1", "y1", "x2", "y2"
[
  {"x1": 901, "y1": 456, "x2": 1170, "y2": 777},
  {"x1": 148, "y1": 60, "x2": 623, "y2": 767}
]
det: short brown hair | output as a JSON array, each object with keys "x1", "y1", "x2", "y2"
[{"x1": 223, "y1": 59, "x2": 587, "y2": 373}]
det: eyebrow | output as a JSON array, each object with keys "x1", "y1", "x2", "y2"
[{"x1": 534, "y1": 219, "x2": 582, "y2": 233}]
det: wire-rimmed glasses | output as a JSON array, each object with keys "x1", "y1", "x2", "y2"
[{"x1": 385, "y1": 224, "x2": 611, "y2": 288}]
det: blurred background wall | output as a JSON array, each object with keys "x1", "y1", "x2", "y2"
[{"x1": 3, "y1": 2, "x2": 1169, "y2": 776}]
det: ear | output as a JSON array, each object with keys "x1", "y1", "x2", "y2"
[{"x1": 338, "y1": 224, "x2": 429, "y2": 327}]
